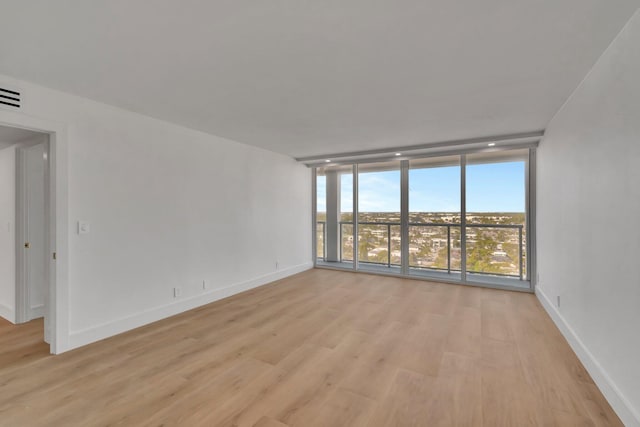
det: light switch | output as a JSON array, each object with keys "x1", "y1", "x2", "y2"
[{"x1": 78, "y1": 221, "x2": 91, "y2": 235}]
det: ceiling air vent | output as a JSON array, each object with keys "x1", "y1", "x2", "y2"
[{"x1": 0, "y1": 85, "x2": 21, "y2": 109}]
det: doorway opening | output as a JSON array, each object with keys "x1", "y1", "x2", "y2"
[{"x1": 0, "y1": 124, "x2": 51, "y2": 350}]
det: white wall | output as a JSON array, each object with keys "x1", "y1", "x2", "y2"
[
  {"x1": 0, "y1": 73, "x2": 312, "y2": 350},
  {"x1": 537, "y1": 9, "x2": 640, "y2": 427},
  {"x1": 0, "y1": 144, "x2": 16, "y2": 322}
]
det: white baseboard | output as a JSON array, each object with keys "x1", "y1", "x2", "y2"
[
  {"x1": 0, "y1": 303, "x2": 15, "y2": 324},
  {"x1": 67, "y1": 262, "x2": 313, "y2": 351},
  {"x1": 536, "y1": 286, "x2": 640, "y2": 427},
  {"x1": 30, "y1": 304, "x2": 44, "y2": 319}
]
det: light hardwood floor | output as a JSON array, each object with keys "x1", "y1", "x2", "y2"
[{"x1": 0, "y1": 269, "x2": 621, "y2": 426}]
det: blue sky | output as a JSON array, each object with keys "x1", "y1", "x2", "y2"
[{"x1": 317, "y1": 161, "x2": 525, "y2": 213}]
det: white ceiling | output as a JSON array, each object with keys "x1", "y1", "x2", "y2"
[{"x1": 0, "y1": 1, "x2": 638, "y2": 158}]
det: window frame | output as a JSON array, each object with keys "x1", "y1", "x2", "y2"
[{"x1": 312, "y1": 146, "x2": 536, "y2": 293}]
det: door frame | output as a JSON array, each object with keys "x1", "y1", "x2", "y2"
[{"x1": 0, "y1": 110, "x2": 69, "y2": 354}]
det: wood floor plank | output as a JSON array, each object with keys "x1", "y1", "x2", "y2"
[
  {"x1": 252, "y1": 416, "x2": 290, "y2": 427},
  {"x1": 138, "y1": 357, "x2": 273, "y2": 426},
  {"x1": 433, "y1": 352, "x2": 483, "y2": 426},
  {"x1": 0, "y1": 269, "x2": 623, "y2": 426},
  {"x1": 373, "y1": 368, "x2": 438, "y2": 427},
  {"x1": 308, "y1": 389, "x2": 376, "y2": 427},
  {"x1": 339, "y1": 359, "x2": 398, "y2": 400}
]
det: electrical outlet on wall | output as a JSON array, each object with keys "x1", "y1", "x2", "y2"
[
  {"x1": 275, "y1": 261, "x2": 279, "y2": 270},
  {"x1": 174, "y1": 287, "x2": 182, "y2": 298},
  {"x1": 202, "y1": 280, "x2": 209, "y2": 290},
  {"x1": 556, "y1": 295, "x2": 561, "y2": 308}
]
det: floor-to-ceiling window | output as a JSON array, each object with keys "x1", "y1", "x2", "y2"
[
  {"x1": 465, "y1": 150, "x2": 528, "y2": 283},
  {"x1": 316, "y1": 164, "x2": 354, "y2": 269},
  {"x1": 313, "y1": 147, "x2": 534, "y2": 290},
  {"x1": 357, "y1": 161, "x2": 402, "y2": 273},
  {"x1": 339, "y1": 170, "x2": 354, "y2": 265},
  {"x1": 408, "y1": 155, "x2": 461, "y2": 280},
  {"x1": 316, "y1": 171, "x2": 327, "y2": 261}
]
